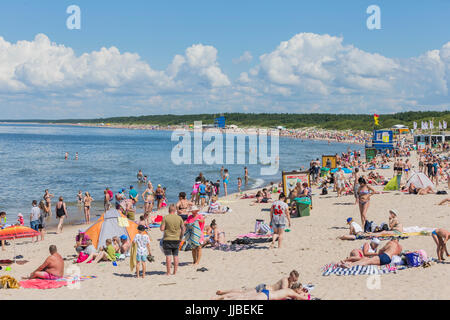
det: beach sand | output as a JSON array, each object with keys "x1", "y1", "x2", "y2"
[{"x1": 1, "y1": 152, "x2": 449, "y2": 300}]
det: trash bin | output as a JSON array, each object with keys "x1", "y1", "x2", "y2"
[{"x1": 295, "y1": 197, "x2": 311, "y2": 217}]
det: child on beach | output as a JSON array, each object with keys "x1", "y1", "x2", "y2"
[
  {"x1": 133, "y1": 225, "x2": 152, "y2": 278},
  {"x1": 237, "y1": 178, "x2": 242, "y2": 193},
  {"x1": 17, "y1": 213, "x2": 24, "y2": 226}
]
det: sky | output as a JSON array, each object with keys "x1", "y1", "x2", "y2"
[{"x1": 0, "y1": 0, "x2": 449, "y2": 119}]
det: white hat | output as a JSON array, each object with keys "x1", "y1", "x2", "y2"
[
  {"x1": 389, "y1": 209, "x2": 399, "y2": 216},
  {"x1": 189, "y1": 205, "x2": 200, "y2": 212},
  {"x1": 371, "y1": 238, "x2": 381, "y2": 245}
]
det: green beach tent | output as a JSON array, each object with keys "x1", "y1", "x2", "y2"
[{"x1": 383, "y1": 176, "x2": 398, "y2": 191}]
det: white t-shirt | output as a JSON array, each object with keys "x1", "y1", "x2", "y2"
[
  {"x1": 351, "y1": 222, "x2": 363, "y2": 234},
  {"x1": 30, "y1": 206, "x2": 40, "y2": 221},
  {"x1": 271, "y1": 200, "x2": 289, "y2": 225},
  {"x1": 134, "y1": 233, "x2": 150, "y2": 256}
]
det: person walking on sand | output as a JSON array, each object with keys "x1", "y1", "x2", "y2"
[
  {"x1": 142, "y1": 182, "x2": 154, "y2": 214},
  {"x1": 30, "y1": 200, "x2": 41, "y2": 242},
  {"x1": 270, "y1": 193, "x2": 291, "y2": 249},
  {"x1": 83, "y1": 192, "x2": 93, "y2": 224},
  {"x1": 55, "y1": 196, "x2": 68, "y2": 234},
  {"x1": 357, "y1": 177, "x2": 378, "y2": 229},
  {"x1": 43, "y1": 189, "x2": 54, "y2": 218},
  {"x1": 134, "y1": 225, "x2": 152, "y2": 278},
  {"x1": 160, "y1": 204, "x2": 185, "y2": 275}
]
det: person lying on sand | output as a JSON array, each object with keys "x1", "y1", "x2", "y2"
[
  {"x1": 431, "y1": 228, "x2": 449, "y2": 261},
  {"x1": 207, "y1": 196, "x2": 230, "y2": 214},
  {"x1": 338, "y1": 217, "x2": 364, "y2": 240},
  {"x1": 25, "y1": 245, "x2": 64, "y2": 280},
  {"x1": 438, "y1": 198, "x2": 450, "y2": 205},
  {"x1": 339, "y1": 238, "x2": 402, "y2": 268},
  {"x1": 408, "y1": 183, "x2": 434, "y2": 195},
  {"x1": 215, "y1": 270, "x2": 299, "y2": 297},
  {"x1": 339, "y1": 238, "x2": 380, "y2": 264},
  {"x1": 214, "y1": 283, "x2": 311, "y2": 300}
]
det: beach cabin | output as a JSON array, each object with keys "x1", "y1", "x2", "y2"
[
  {"x1": 391, "y1": 124, "x2": 409, "y2": 135},
  {"x1": 366, "y1": 129, "x2": 394, "y2": 151},
  {"x1": 414, "y1": 133, "x2": 450, "y2": 146}
]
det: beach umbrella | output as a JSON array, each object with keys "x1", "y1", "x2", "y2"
[{"x1": 0, "y1": 226, "x2": 40, "y2": 263}]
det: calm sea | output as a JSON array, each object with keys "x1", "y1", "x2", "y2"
[{"x1": 0, "y1": 123, "x2": 362, "y2": 225}]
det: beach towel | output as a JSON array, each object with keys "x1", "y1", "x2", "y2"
[
  {"x1": 237, "y1": 232, "x2": 272, "y2": 239},
  {"x1": 241, "y1": 194, "x2": 256, "y2": 199},
  {"x1": 19, "y1": 276, "x2": 96, "y2": 289},
  {"x1": 129, "y1": 242, "x2": 137, "y2": 272},
  {"x1": 212, "y1": 243, "x2": 261, "y2": 252},
  {"x1": 185, "y1": 214, "x2": 204, "y2": 246},
  {"x1": 321, "y1": 263, "x2": 397, "y2": 276},
  {"x1": 117, "y1": 217, "x2": 129, "y2": 227},
  {"x1": 149, "y1": 223, "x2": 161, "y2": 228}
]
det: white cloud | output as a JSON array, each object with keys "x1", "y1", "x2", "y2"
[
  {"x1": 0, "y1": 32, "x2": 449, "y2": 118},
  {"x1": 233, "y1": 51, "x2": 253, "y2": 64}
]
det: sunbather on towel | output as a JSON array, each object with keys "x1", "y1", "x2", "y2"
[
  {"x1": 215, "y1": 270, "x2": 299, "y2": 297},
  {"x1": 339, "y1": 239, "x2": 380, "y2": 264},
  {"x1": 431, "y1": 228, "x2": 449, "y2": 261},
  {"x1": 214, "y1": 283, "x2": 310, "y2": 300},
  {"x1": 340, "y1": 238, "x2": 402, "y2": 268},
  {"x1": 408, "y1": 183, "x2": 434, "y2": 195},
  {"x1": 26, "y1": 245, "x2": 64, "y2": 280},
  {"x1": 338, "y1": 217, "x2": 364, "y2": 240}
]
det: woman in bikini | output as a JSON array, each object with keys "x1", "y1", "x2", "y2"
[
  {"x1": 83, "y1": 192, "x2": 93, "y2": 224},
  {"x1": 203, "y1": 219, "x2": 225, "y2": 247},
  {"x1": 339, "y1": 239, "x2": 380, "y2": 264},
  {"x1": 142, "y1": 182, "x2": 154, "y2": 214},
  {"x1": 154, "y1": 185, "x2": 164, "y2": 210},
  {"x1": 176, "y1": 192, "x2": 193, "y2": 220},
  {"x1": 43, "y1": 189, "x2": 54, "y2": 218},
  {"x1": 357, "y1": 177, "x2": 378, "y2": 229},
  {"x1": 221, "y1": 167, "x2": 230, "y2": 197}
]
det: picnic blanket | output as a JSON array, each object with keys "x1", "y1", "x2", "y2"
[
  {"x1": 19, "y1": 275, "x2": 96, "y2": 289},
  {"x1": 321, "y1": 263, "x2": 398, "y2": 276}
]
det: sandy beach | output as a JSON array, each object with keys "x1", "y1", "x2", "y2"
[{"x1": 1, "y1": 149, "x2": 449, "y2": 300}]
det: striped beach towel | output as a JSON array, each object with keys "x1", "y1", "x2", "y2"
[
  {"x1": 185, "y1": 220, "x2": 202, "y2": 247},
  {"x1": 321, "y1": 263, "x2": 397, "y2": 276}
]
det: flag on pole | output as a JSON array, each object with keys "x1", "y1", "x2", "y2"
[
  {"x1": 413, "y1": 122, "x2": 417, "y2": 130},
  {"x1": 374, "y1": 114, "x2": 380, "y2": 126},
  {"x1": 429, "y1": 120, "x2": 434, "y2": 129},
  {"x1": 439, "y1": 121, "x2": 442, "y2": 130},
  {"x1": 421, "y1": 121, "x2": 424, "y2": 130},
  {"x1": 444, "y1": 121, "x2": 447, "y2": 129}
]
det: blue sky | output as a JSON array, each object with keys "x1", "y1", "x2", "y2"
[{"x1": 0, "y1": 0, "x2": 449, "y2": 119}]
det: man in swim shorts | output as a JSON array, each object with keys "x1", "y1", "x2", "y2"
[
  {"x1": 341, "y1": 238, "x2": 402, "y2": 268},
  {"x1": 28, "y1": 245, "x2": 64, "y2": 280},
  {"x1": 215, "y1": 270, "x2": 300, "y2": 296}
]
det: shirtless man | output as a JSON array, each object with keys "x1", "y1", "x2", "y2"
[
  {"x1": 339, "y1": 238, "x2": 380, "y2": 264},
  {"x1": 27, "y1": 245, "x2": 64, "y2": 280},
  {"x1": 341, "y1": 238, "x2": 402, "y2": 268},
  {"x1": 214, "y1": 282, "x2": 310, "y2": 301},
  {"x1": 215, "y1": 270, "x2": 299, "y2": 297}
]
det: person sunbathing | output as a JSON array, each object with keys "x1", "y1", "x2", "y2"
[
  {"x1": 215, "y1": 270, "x2": 299, "y2": 297},
  {"x1": 431, "y1": 228, "x2": 449, "y2": 261},
  {"x1": 408, "y1": 183, "x2": 434, "y2": 195},
  {"x1": 438, "y1": 198, "x2": 450, "y2": 205},
  {"x1": 339, "y1": 239, "x2": 380, "y2": 264},
  {"x1": 340, "y1": 238, "x2": 402, "y2": 268},
  {"x1": 214, "y1": 283, "x2": 311, "y2": 300},
  {"x1": 203, "y1": 219, "x2": 226, "y2": 247},
  {"x1": 26, "y1": 245, "x2": 64, "y2": 280},
  {"x1": 207, "y1": 196, "x2": 229, "y2": 214},
  {"x1": 338, "y1": 217, "x2": 364, "y2": 240}
]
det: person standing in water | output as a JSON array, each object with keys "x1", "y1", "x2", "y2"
[
  {"x1": 83, "y1": 192, "x2": 93, "y2": 224},
  {"x1": 221, "y1": 167, "x2": 230, "y2": 197},
  {"x1": 65, "y1": 152, "x2": 68, "y2": 160},
  {"x1": 75, "y1": 152, "x2": 79, "y2": 160},
  {"x1": 55, "y1": 196, "x2": 68, "y2": 234},
  {"x1": 244, "y1": 167, "x2": 249, "y2": 185},
  {"x1": 43, "y1": 189, "x2": 54, "y2": 218}
]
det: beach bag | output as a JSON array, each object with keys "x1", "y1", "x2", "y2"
[
  {"x1": 321, "y1": 187, "x2": 328, "y2": 195},
  {"x1": 254, "y1": 219, "x2": 264, "y2": 233},
  {"x1": 405, "y1": 252, "x2": 422, "y2": 267},
  {"x1": 258, "y1": 223, "x2": 271, "y2": 235},
  {"x1": 76, "y1": 252, "x2": 89, "y2": 264},
  {"x1": 436, "y1": 190, "x2": 448, "y2": 195}
]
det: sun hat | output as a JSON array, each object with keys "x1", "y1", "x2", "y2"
[
  {"x1": 371, "y1": 238, "x2": 381, "y2": 245},
  {"x1": 190, "y1": 205, "x2": 200, "y2": 212},
  {"x1": 17, "y1": 213, "x2": 23, "y2": 217},
  {"x1": 389, "y1": 209, "x2": 399, "y2": 216},
  {"x1": 346, "y1": 217, "x2": 353, "y2": 223}
]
